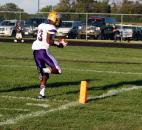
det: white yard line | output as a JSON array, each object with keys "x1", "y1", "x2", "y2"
[
  {"x1": 1, "y1": 95, "x2": 67, "y2": 102},
  {"x1": 1, "y1": 95, "x2": 49, "y2": 102},
  {"x1": 26, "y1": 103, "x2": 50, "y2": 108},
  {"x1": 0, "y1": 64, "x2": 142, "y2": 75},
  {"x1": 88, "y1": 86, "x2": 142, "y2": 100},
  {"x1": 0, "y1": 64, "x2": 35, "y2": 68},
  {"x1": 0, "y1": 101, "x2": 78, "y2": 126},
  {"x1": 64, "y1": 68, "x2": 142, "y2": 75},
  {"x1": 0, "y1": 86, "x2": 142, "y2": 126},
  {"x1": 0, "y1": 108, "x2": 30, "y2": 112}
]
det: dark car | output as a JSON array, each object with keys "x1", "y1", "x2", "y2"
[{"x1": 101, "y1": 25, "x2": 115, "y2": 40}]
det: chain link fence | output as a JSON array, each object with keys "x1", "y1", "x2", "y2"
[{"x1": 0, "y1": 11, "x2": 142, "y2": 42}]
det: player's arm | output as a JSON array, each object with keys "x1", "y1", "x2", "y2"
[
  {"x1": 47, "y1": 33, "x2": 67, "y2": 48},
  {"x1": 46, "y1": 33, "x2": 54, "y2": 45}
]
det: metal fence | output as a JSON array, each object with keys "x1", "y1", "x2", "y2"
[{"x1": 0, "y1": 11, "x2": 142, "y2": 42}]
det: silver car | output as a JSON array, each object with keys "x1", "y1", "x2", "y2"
[{"x1": 56, "y1": 21, "x2": 81, "y2": 39}]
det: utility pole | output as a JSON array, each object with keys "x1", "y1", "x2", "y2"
[{"x1": 38, "y1": 0, "x2": 40, "y2": 12}]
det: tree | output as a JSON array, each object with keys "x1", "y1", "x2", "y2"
[
  {"x1": 0, "y1": 3, "x2": 24, "y2": 12},
  {"x1": 0, "y1": 3, "x2": 27, "y2": 20},
  {"x1": 112, "y1": 0, "x2": 142, "y2": 14},
  {"x1": 111, "y1": 0, "x2": 142, "y2": 23},
  {"x1": 93, "y1": 1, "x2": 111, "y2": 13},
  {"x1": 53, "y1": 0, "x2": 110, "y2": 13},
  {"x1": 54, "y1": 0, "x2": 75, "y2": 12},
  {"x1": 74, "y1": 0, "x2": 95, "y2": 12},
  {"x1": 40, "y1": 5, "x2": 53, "y2": 12}
]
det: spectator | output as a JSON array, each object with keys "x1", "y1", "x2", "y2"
[
  {"x1": 113, "y1": 26, "x2": 121, "y2": 42},
  {"x1": 14, "y1": 21, "x2": 24, "y2": 43}
]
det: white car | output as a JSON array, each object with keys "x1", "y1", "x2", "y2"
[
  {"x1": 120, "y1": 29, "x2": 133, "y2": 39},
  {"x1": 0, "y1": 20, "x2": 20, "y2": 37},
  {"x1": 56, "y1": 21, "x2": 81, "y2": 38},
  {"x1": 116, "y1": 24, "x2": 133, "y2": 41}
]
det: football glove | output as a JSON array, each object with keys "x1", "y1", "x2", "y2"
[
  {"x1": 54, "y1": 39, "x2": 68, "y2": 48},
  {"x1": 59, "y1": 38, "x2": 68, "y2": 47}
]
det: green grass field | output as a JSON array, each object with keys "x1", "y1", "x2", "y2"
[{"x1": 0, "y1": 42, "x2": 142, "y2": 130}]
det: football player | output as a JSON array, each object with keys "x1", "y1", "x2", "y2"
[
  {"x1": 14, "y1": 21, "x2": 24, "y2": 43},
  {"x1": 32, "y1": 11, "x2": 67, "y2": 99}
]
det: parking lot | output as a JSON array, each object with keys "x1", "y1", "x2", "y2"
[{"x1": 0, "y1": 12, "x2": 142, "y2": 44}]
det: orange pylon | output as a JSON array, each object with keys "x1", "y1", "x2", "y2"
[{"x1": 79, "y1": 81, "x2": 88, "y2": 104}]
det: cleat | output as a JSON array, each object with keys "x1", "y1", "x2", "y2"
[
  {"x1": 14, "y1": 39, "x2": 17, "y2": 43},
  {"x1": 21, "y1": 39, "x2": 24, "y2": 43},
  {"x1": 37, "y1": 95, "x2": 46, "y2": 99}
]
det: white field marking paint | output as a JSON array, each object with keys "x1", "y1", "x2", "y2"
[
  {"x1": 0, "y1": 86, "x2": 142, "y2": 126},
  {"x1": 1, "y1": 64, "x2": 142, "y2": 75},
  {"x1": 88, "y1": 86, "x2": 142, "y2": 100},
  {"x1": 26, "y1": 103, "x2": 50, "y2": 108},
  {"x1": 0, "y1": 95, "x2": 67, "y2": 103},
  {"x1": 0, "y1": 101, "x2": 79, "y2": 126},
  {"x1": 1, "y1": 95, "x2": 49, "y2": 102},
  {"x1": 0, "y1": 108, "x2": 30, "y2": 112},
  {"x1": 0, "y1": 64, "x2": 35, "y2": 68},
  {"x1": 63, "y1": 68, "x2": 142, "y2": 75}
]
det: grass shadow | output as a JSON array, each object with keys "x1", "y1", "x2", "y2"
[
  {"x1": 0, "y1": 79, "x2": 95, "y2": 94},
  {"x1": 88, "y1": 80, "x2": 142, "y2": 102},
  {"x1": 90, "y1": 80, "x2": 142, "y2": 91}
]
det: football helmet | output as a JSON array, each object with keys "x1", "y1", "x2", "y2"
[{"x1": 48, "y1": 11, "x2": 62, "y2": 27}]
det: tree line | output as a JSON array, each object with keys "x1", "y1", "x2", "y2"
[
  {"x1": 1, "y1": 0, "x2": 142, "y2": 14},
  {"x1": 41, "y1": 0, "x2": 142, "y2": 14},
  {"x1": 1, "y1": 0, "x2": 142, "y2": 22}
]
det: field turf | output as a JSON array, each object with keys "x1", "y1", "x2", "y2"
[{"x1": 0, "y1": 42, "x2": 142, "y2": 130}]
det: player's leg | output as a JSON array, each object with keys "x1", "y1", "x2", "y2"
[
  {"x1": 38, "y1": 70, "x2": 49, "y2": 98},
  {"x1": 14, "y1": 33, "x2": 18, "y2": 43},
  {"x1": 43, "y1": 50, "x2": 62, "y2": 74},
  {"x1": 14, "y1": 33, "x2": 23, "y2": 43},
  {"x1": 33, "y1": 50, "x2": 49, "y2": 98},
  {"x1": 19, "y1": 33, "x2": 24, "y2": 43}
]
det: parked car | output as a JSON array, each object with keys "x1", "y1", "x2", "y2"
[
  {"x1": 78, "y1": 16, "x2": 116, "y2": 39},
  {"x1": 78, "y1": 23, "x2": 101, "y2": 39},
  {"x1": 132, "y1": 25, "x2": 142, "y2": 41},
  {"x1": 0, "y1": 18, "x2": 4, "y2": 24},
  {"x1": 24, "y1": 17, "x2": 47, "y2": 37},
  {"x1": 0, "y1": 20, "x2": 24, "y2": 37},
  {"x1": 101, "y1": 25, "x2": 115, "y2": 40},
  {"x1": 116, "y1": 24, "x2": 133, "y2": 41},
  {"x1": 56, "y1": 21, "x2": 81, "y2": 39}
]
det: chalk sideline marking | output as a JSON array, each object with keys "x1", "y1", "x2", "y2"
[
  {"x1": 1, "y1": 95, "x2": 49, "y2": 102},
  {"x1": 0, "y1": 64, "x2": 35, "y2": 68},
  {"x1": 1, "y1": 95, "x2": 68, "y2": 103},
  {"x1": 0, "y1": 101, "x2": 78, "y2": 126},
  {"x1": 0, "y1": 108, "x2": 30, "y2": 112},
  {"x1": 26, "y1": 103, "x2": 50, "y2": 108},
  {"x1": 0, "y1": 64, "x2": 142, "y2": 75},
  {"x1": 0, "y1": 86, "x2": 142, "y2": 126},
  {"x1": 64, "y1": 68, "x2": 142, "y2": 75},
  {"x1": 88, "y1": 85, "x2": 142, "y2": 100}
]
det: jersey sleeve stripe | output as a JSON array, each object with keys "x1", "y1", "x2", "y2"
[{"x1": 49, "y1": 29, "x2": 57, "y2": 33}]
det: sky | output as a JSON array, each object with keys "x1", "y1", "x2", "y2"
[{"x1": 0, "y1": 0, "x2": 60, "y2": 14}]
